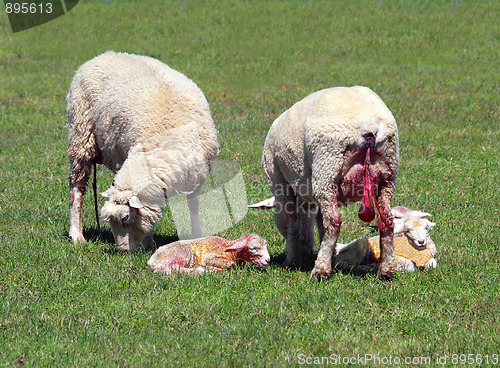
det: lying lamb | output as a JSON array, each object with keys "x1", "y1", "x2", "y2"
[
  {"x1": 334, "y1": 206, "x2": 437, "y2": 273},
  {"x1": 262, "y1": 86, "x2": 399, "y2": 280},
  {"x1": 67, "y1": 51, "x2": 219, "y2": 251},
  {"x1": 147, "y1": 234, "x2": 270, "y2": 274}
]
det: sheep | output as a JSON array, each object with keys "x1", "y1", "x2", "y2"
[
  {"x1": 147, "y1": 234, "x2": 270, "y2": 274},
  {"x1": 67, "y1": 51, "x2": 219, "y2": 251},
  {"x1": 261, "y1": 86, "x2": 399, "y2": 280},
  {"x1": 334, "y1": 206, "x2": 437, "y2": 273}
]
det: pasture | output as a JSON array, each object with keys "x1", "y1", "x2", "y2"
[{"x1": 0, "y1": 0, "x2": 498, "y2": 366}]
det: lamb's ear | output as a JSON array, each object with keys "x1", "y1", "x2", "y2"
[
  {"x1": 129, "y1": 195, "x2": 144, "y2": 209},
  {"x1": 224, "y1": 238, "x2": 247, "y2": 252}
]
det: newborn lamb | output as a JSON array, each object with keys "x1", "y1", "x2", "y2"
[
  {"x1": 334, "y1": 206, "x2": 437, "y2": 272},
  {"x1": 147, "y1": 234, "x2": 270, "y2": 274}
]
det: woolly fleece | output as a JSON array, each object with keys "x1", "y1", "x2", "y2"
[
  {"x1": 262, "y1": 86, "x2": 399, "y2": 279},
  {"x1": 67, "y1": 51, "x2": 218, "y2": 250}
]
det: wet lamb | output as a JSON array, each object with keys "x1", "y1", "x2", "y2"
[{"x1": 147, "y1": 234, "x2": 271, "y2": 274}]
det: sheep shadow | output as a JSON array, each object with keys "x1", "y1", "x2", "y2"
[
  {"x1": 74, "y1": 227, "x2": 179, "y2": 254},
  {"x1": 269, "y1": 252, "x2": 316, "y2": 273},
  {"x1": 270, "y1": 251, "x2": 377, "y2": 277}
]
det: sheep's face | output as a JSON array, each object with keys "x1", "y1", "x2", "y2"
[
  {"x1": 101, "y1": 200, "x2": 155, "y2": 252},
  {"x1": 403, "y1": 217, "x2": 436, "y2": 250},
  {"x1": 101, "y1": 187, "x2": 162, "y2": 252},
  {"x1": 243, "y1": 235, "x2": 271, "y2": 267}
]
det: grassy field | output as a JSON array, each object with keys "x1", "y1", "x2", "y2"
[{"x1": 0, "y1": 0, "x2": 499, "y2": 366}]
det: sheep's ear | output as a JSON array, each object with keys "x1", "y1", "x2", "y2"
[
  {"x1": 413, "y1": 210, "x2": 432, "y2": 219},
  {"x1": 426, "y1": 221, "x2": 436, "y2": 230},
  {"x1": 224, "y1": 238, "x2": 247, "y2": 252},
  {"x1": 391, "y1": 206, "x2": 410, "y2": 219},
  {"x1": 129, "y1": 195, "x2": 144, "y2": 209},
  {"x1": 101, "y1": 188, "x2": 113, "y2": 198},
  {"x1": 248, "y1": 197, "x2": 275, "y2": 210}
]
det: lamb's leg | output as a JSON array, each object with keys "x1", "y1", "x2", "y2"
[
  {"x1": 375, "y1": 184, "x2": 396, "y2": 280},
  {"x1": 311, "y1": 195, "x2": 341, "y2": 280},
  {"x1": 187, "y1": 192, "x2": 202, "y2": 239},
  {"x1": 68, "y1": 160, "x2": 92, "y2": 244}
]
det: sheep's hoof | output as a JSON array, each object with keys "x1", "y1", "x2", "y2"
[
  {"x1": 310, "y1": 264, "x2": 331, "y2": 281},
  {"x1": 69, "y1": 234, "x2": 87, "y2": 245},
  {"x1": 377, "y1": 260, "x2": 396, "y2": 281},
  {"x1": 283, "y1": 254, "x2": 305, "y2": 270}
]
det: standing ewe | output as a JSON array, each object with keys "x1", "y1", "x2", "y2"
[
  {"x1": 262, "y1": 86, "x2": 399, "y2": 280},
  {"x1": 147, "y1": 234, "x2": 270, "y2": 274},
  {"x1": 67, "y1": 51, "x2": 219, "y2": 251}
]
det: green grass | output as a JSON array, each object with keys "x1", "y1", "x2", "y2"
[{"x1": 0, "y1": 0, "x2": 499, "y2": 366}]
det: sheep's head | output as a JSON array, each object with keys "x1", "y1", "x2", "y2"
[
  {"x1": 391, "y1": 206, "x2": 436, "y2": 250},
  {"x1": 101, "y1": 187, "x2": 162, "y2": 252},
  {"x1": 225, "y1": 234, "x2": 271, "y2": 267},
  {"x1": 392, "y1": 206, "x2": 432, "y2": 232},
  {"x1": 401, "y1": 217, "x2": 436, "y2": 250}
]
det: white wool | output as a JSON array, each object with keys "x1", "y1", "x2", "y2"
[
  {"x1": 67, "y1": 51, "x2": 218, "y2": 250},
  {"x1": 261, "y1": 86, "x2": 399, "y2": 280}
]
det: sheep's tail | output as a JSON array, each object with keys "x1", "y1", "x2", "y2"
[{"x1": 93, "y1": 162, "x2": 101, "y2": 235}]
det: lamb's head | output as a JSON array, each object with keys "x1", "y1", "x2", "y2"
[
  {"x1": 392, "y1": 206, "x2": 435, "y2": 250},
  {"x1": 401, "y1": 217, "x2": 436, "y2": 249},
  {"x1": 224, "y1": 234, "x2": 271, "y2": 267},
  {"x1": 101, "y1": 186, "x2": 163, "y2": 252}
]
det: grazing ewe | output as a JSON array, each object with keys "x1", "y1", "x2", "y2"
[
  {"x1": 67, "y1": 51, "x2": 219, "y2": 251},
  {"x1": 147, "y1": 234, "x2": 270, "y2": 274},
  {"x1": 335, "y1": 206, "x2": 437, "y2": 272},
  {"x1": 262, "y1": 86, "x2": 399, "y2": 280}
]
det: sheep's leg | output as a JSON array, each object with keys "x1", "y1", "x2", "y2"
[
  {"x1": 68, "y1": 160, "x2": 92, "y2": 244},
  {"x1": 187, "y1": 192, "x2": 202, "y2": 239},
  {"x1": 375, "y1": 184, "x2": 396, "y2": 280},
  {"x1": 299, "y1": 208, "x2": 316, "y2": 258},
  {"x1": 284, "y1": 205, "x2": 316, "y2": 268},
  {"x1": 274, "y1": 192, "x2": 298, "y2": 268},
  {"x1": 277, "y1": 198, "x2": 315, "y2": 260},
  {"x1": 316, "y1": 208, "x2": 325, "y2": 243},
  {"x1": 274, "y1": 208, "x2": 287, "y2": 239},
  {"x1": 67, "y1": 109, "x2": 99, "y2": 244},
  {"x1": 284, "y1": 209, "x2": 302, "y2": 268},
  {"x1": 311, "y1": 196, "x2": 341, "y2": 280}
]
